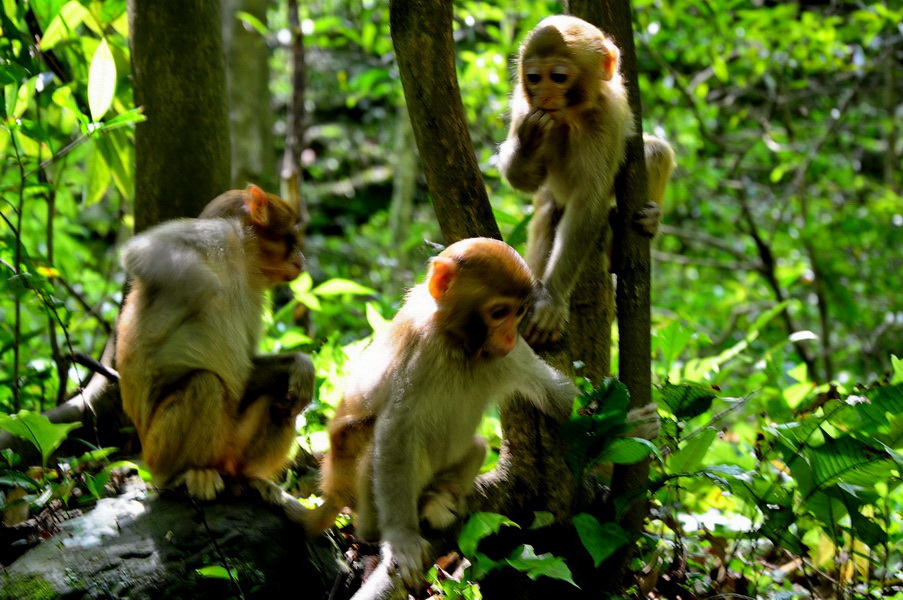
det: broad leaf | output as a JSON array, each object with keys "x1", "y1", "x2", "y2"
[
  {"x1": 0, "y1": 411, "x2": 80, "y2": 467},
  {"x1": 572, "y1": 513, "x2": 627, "y2": 567}
]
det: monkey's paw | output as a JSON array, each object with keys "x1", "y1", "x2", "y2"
[
  {"x1": 420, "y1": 489, "x2": 459, "y2": 530},
  {"x1": 524, "y1": 294, "x2": 568, "y2": 347},
  {"x1": 626, "y1": 402, "x2": 661, "y2": 440},
  {"x1": 517, "y1": 108, "x2": 554, "y2": 155},
  {"x1": 383, "y1": 534, "x2": 431, "y2": 589},
  {"x1": 635, "y1": 201, "x2": 663, "y2": 237},
  {"x1": 184, "y1": 468, "x2": 225, "y2": 501}
]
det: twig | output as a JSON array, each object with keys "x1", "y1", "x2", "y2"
[{"x1": 190, "y1": 498, "x2": 247, "y2": 600}]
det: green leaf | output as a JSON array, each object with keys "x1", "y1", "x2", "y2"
[
  {"x1": 529, "y1": 511, "x2": 554, "y2": 529},
  {"x1": 40, "y1": 1, "x2": 89, "y2": 50},
  {"x1": 458, "y1": 512, "x2": 519, "y2": 557},
  {"x1": 88, "y1": 38, "x2": 117, "y2": 121},
  {"x1": 196, "y1": 565, "x2": 238, "y2": 580},
  {"x1": 597, "y1": 437, "x2": 657, "y2": 465},
  {"x1": 891, "y1": 355, "x2": 903, "y2": 385},
  {"x1": 655, "y1": 320, "x2": 693, "y2": 368},
  {"x1": 0, "y1": 411, "x2": 80, "y2": 467},
  {"x1": 505, "y1": 544, "x2": 578, "y2": 587},
  {"x1": 235, "y1": 11, "x2": 269, "y2": 36},
  {"x1": 659, "y1": 382, "x2": 718, "y2": 420},
  {"x1": 572, "y1": 514, "x2": 628, "y2": 567},
  {"x1": 312, "y1": 278, "x2": 377, "y2": 297},
  {"x1": 505, "y1": 213, "x2": 532, "y2": 247},
  {"x1": 669, "y1": 428, "x2": 717, "y2": 473}
]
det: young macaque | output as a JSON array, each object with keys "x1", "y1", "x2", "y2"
[
  {"x1": 499, "y1": 15, "x2": 676, "y2": 346},
  {"x1": 116, "y1": 184, "x2": 315, "y2": 511},
  {"x1": 308, "y1": 238, "x2": 578, "y2": 588}
]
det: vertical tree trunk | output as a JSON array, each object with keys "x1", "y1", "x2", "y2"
[
  {"x1": 128, "y1": 0, "x2": 231, "y2": 230},
  {"x1": 570, "y1": 0, "x2": 655, "y2": 592},
  {"x1": 222, "y1": 0, "x2": 277, "y2": 190},
  {"x1": 389, "y1": 0, "x2": 500, "y2": 243}
]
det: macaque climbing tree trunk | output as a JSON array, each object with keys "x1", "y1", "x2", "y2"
[{"x1": 128, "y1": 0, "x2": 231, "y2": 231}]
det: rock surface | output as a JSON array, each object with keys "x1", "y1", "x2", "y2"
[{"x1": 0, "y1": 482, "x2": 341, "y2": 599}]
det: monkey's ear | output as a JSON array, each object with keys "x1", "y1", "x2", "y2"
[
  {"x1": 246, "y1": 184, "x2": 271, "y2": 227},
  {"x1": 600, "y1": 39, "x2": 620, "y2": 81},
  {"x1": 428, "y1": 257, "x2": 458, "y2": 300}
]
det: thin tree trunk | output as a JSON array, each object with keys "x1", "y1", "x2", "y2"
[
  {"x1": 222, "y1": 0, "x2": 277, "y2": 190},
  {"x1": 128, "y1": 0, "x2": 231, "y2": 230},
  {"x1": 571, "y1": 0, "x2": 655, "y2": 592},
  {"x1": 389, "y1": 0, "x2": 499, "y2": 243}
]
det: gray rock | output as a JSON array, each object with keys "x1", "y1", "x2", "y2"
[{"x1": 0, "y1": 482, "x2": 342, "y2": 600}]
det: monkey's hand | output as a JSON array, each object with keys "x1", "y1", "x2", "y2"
[
  {"x1": 626, "y1": 403, "x2": 660, "y2": 440},
  {"x1": 524, "y1": 287, "x2": 567, "y2": 347},
  {"x1": 182, "y1": 468, "x2": 225, "y2": 501},
  {"x1": 634, "y1": 201, "x2": 663, "y2": 237},
  {"x1": 516, "y1": 108, "x2": 554, "y2": 156},
  {"x1": 420, "y1": 488, "x2": 461, "y2": 530},
  {"x1": 383, "y1": 532, "x2": 431, "y2": 589}
]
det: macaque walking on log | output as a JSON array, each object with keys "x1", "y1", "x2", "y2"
[
  {"x1": 499, "y1": 15, "x2": 676, "y2": 346},
  {"x1": 116, "y1": 185, "x2": 315, "y2": 515}
]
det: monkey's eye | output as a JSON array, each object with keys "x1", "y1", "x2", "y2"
[
  {"x1": 550, "y1": 72, "x2": 568, "y2": 84},
  {"x1": 489, "y1": 305, "x2": 511, "y2": 320},
  {"x1": 515, "y1": 305, "x2": 526, "y2": 317},
  {"x1": 526, "y1": 73, "x2": 541, "y2": 84}
]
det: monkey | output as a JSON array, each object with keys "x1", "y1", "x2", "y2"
[
  {"x1": 498, "y1": 15, "x2": 676, "y2": 346},
  {"x1": 116, "y1": 184, "x2": 315, "y2": 510},
  {"x1": 306, "y1": 238, "x2": 579, "y2": 588}
]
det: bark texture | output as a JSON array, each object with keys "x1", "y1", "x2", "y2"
[
  {"x1": 128, "y1": 0, "x2": 231, "y2": 230},
  {"x1": 222, "y1": 0, "x2": 277, "y2": 190},
  {"x1": 570, "y1": 0, "x2": 655, "y2": 592},
  {"x1": 389, "y1": 0, "x2": 500, "y2": 243}
]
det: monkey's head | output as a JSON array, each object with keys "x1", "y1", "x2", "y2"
[
  {"x1": 519, "y1": 15, "x2": 620, "y2": 113},
  {"x1": 427, "y1": 238, "x2": 535, "y2": 359},
  {"x1": 201, "y1": 184, "x2": 305, "y2": 286}
]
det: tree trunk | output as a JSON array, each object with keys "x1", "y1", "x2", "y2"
[
  {"x1": 389, "y1": 0, "x2": 500, "y2": 243},
  {"x1": 128, "y1": 0, "x2": 231, "y2": 231},
  {"x1": 222, "y1": 0, "x2": 277, "y2": 191},
  {"x1": 570, "y1": 0, "x2": 655, "y2": 592}
]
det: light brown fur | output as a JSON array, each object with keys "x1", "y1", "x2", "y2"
[
  {"x1": 117, "y1": 185, "x2": 315, "y2": 505},
  {"x1": 311, "y1": 238, "x2": 577, "y2": 587},
  {"x1": 499, "y1": 15, "x2": 675, "y2": 345}
]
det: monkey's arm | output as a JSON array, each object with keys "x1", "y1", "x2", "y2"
[
  {"x1": 506, "y1": 340, "x2": 577, "y2": 421},
  {"x1": 245, "y1": 353, "x2": 316, "y2": 415},
  {"x1": 121, "y1": 220, "x2": 226, "y2": 299},
  {"x1": 371, "y1": 401, "x2": 431, "y2": 587},
  {"x1": 498, "y1": 109, "x2": 553, "y2": 193}
]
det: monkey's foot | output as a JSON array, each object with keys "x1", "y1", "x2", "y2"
[
  {"x1": 383, "y1": 535, "x2": 431, "y2": 590},
  {"x1": 184, "y1": 468, "x2": 225, "y2": 500},
  {"x1": 626, "y1": 402, "x2": 661, "y2": 440},
  {"x1": 420, "y1": 490, "x2": 459, "y2": 530},
  {"x1": 635, "y1": 201, "x2": 663, "y2": 237}
]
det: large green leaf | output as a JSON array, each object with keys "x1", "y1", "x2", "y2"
[
  {"x1": 458, "y1": 512, "x2": 519, "y2": 557},
  {"x1": 670, "y1": 428, "x2": 717, "y2": 473},
  {"x1": 572, "y1": 513, "x2": 627, "y2": 567},
  {"x1": 505, "y1": 545, "x2": 578, "y2": 587},
  {"x1": 659, "y1": 382, "x2": 718, "y2": 420},
  {"x1": 88, "y1": 38, "x2": 116, "y2": 121},
  {"x1": 0, "y1": 411, "x2": 80, "y2": 467}
]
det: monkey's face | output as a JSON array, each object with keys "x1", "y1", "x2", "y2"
[
  {"x1": 480, "y1": 297, "x2": 529, "y2": 357},
  {"x1": 257, "y1": 229, "x2": 304, "y2": 285},
  {"x1": 523, "y1": 57, "x2": 577, "y2": 113}
]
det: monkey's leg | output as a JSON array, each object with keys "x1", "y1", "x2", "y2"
[
  {"x1": 142, "y1": 371, "x2": 232, "y2": 500},
  {"x1": 420, "y1": 436, "x2": 488, "y2": 530},
  {"x1": 524, "y1": 188, "x2": 560, "y2": 277},
  {"x1": 354, "y1": 444, "x2": 383, "y2": 542}
]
